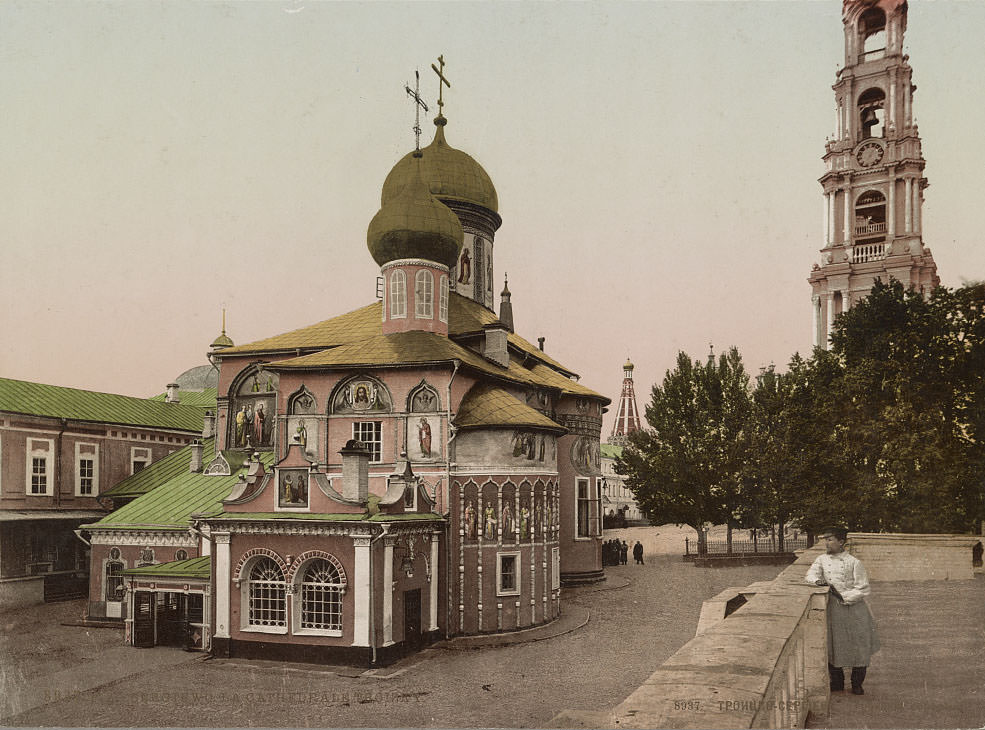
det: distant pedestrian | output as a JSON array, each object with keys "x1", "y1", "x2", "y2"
[
  {"x1": 620, "y1": 541, "x2": 629, "y2": 565},
  {"x1": 633, "y1": 540, "x2": 644, "y2": 565}
]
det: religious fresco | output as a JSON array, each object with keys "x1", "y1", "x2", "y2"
[
  {"x1": 511, "y1": 430, "x2": 552, "y2": 463},
  {"x1": 501, "y1": 484, "x2": 516, "y2": 543},
  {"x1": 519, "y1": 498, "x2": 531, "y2": 541},
  {"x1": 331, "y1": 377, "x2": 390, "y2": 414},
  {"x1": 287, "y1": 416, "x2": 317, "y2": 459},
  {"x1": 408, "y1": 383, "x2": 440, "y2": 413},
  {"x1": 278, "y1": 468, "x2": 308, "y2": 509},
  {"x1": 456, "y1": 245, "x2": 472, "y2": 285},
  {"x1": 571, "y1": 436, "x2": 601, "y2": 476},
  {"x1": 289, "y1": 387, "x2": 317, "y2": 415},
  {"x1": 230, "y1": 368, "x2": 278, "y2": 449},
  {"x1": 409, "y1": 415, "x2": 441, "y2": 462},
  {"x1": 463, "y1": 499, "x2": 478, "y2": 541}
]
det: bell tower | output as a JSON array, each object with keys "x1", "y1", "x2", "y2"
[{"x1": 809, "y1": 0, "x2": 938, "y2": 348}]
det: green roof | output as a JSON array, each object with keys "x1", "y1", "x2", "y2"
[
  {"x1": 122, "y1": 556, "x2": 210, "y2": 580},
  {"x1": 455, "y1": 384, "x2": 565, "y2": 431},
  {"x1": 0, "y1": 377, "x2": 204, "y2": 432},
  {"x1": 103, "y1": 438, "x2": 215, "y2": 499},
  {"x1": 148, "y1": 388, "x2": 217, "y2": 409},
  {"x1": 601, "y1": 444, "x2": 624, "y2": 459},
  {"x1": 85, "y1": 446, "x2": 275, "y2": 531}
]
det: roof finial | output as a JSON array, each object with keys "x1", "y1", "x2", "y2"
[
  {"x1": 221, "y1": 308, "x2": 227, "y2": 335},
  {"x1": 708, "y1": 341, "x2": 715, "y2": 365},
  {"x1": 431, "y1": 54, "x2": 451, "y2": 125},
  {"x1": 405, "y1": 69, "x2": 429, "y2": 153}
]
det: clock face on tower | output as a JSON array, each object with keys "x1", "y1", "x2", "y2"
[{"x1": 856, "y1": 141, "x2": 884, "y2": 168}]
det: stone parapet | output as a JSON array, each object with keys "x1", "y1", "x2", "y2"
[
  {"x1": 600, "y1": 546, "x2": 829, "y2": 729},
  {"x1": 847, "y1": 532, "x2": 982, "y2": 581}
]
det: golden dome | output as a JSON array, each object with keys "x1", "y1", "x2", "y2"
[
  {"x1": 211, "y1": 332, "x2": 234, "y2": 349},
  {"x1": 367, "y1": 153, "x2": 464, "y2": 269},
  {"x1": 624, "y1": 359, "x2": 634, "y2": 371},
  {"x1": 381, "y1": 116, "x2": 498, "y2": 213}
]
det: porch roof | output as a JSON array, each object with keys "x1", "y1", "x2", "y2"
[{"x1": 122, "y1": 556, "x2": 211, "y2": 580}]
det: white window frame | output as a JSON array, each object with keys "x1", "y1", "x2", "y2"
[
  {"x1": 496, "y1": 551, "x2": 521, "y2": 597},
  {"x1": 576, "y1": 477, "x2": 593, "y2": 539},
  {"x1": 131, "y1": 446, "x2": 150, "y2": 475},
  {"x1": 241, "y1": 556, "x2": 288, "y2": 634},
  {"x1": 552, "y1": 547, "x2": 561, "y2": 590},
  {"x1": 415, "y1": 269, "x2": 434, "y2": 319},
  {"x1": 75, "y1": 442, "x2": 99, "y2": 496},
  {"x1": 438, "y1": 274, "x2": 449, "y2": 323},
  {"x1": 293, "y1": 557, "x2": 345, "y2": 637},
  {"x1": 352, "y1": 421, "x2": 383, "y2": 463},
  {"x1": 390, "y1": 270, "x2": 407, "y2": 319},
  {"x1": 26, "y1": 438, "x2": 54, "y2": 496}
]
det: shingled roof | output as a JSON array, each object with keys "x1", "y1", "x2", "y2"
[
  {"x1": 455, "y1": 384, "x2": 565, "y2": 431},
  {"x1": 217, "y1": 292, "x2": 577, "y2": 378},
  {"x1": 0, "y1": 377, "x2": 205, "y2": 432},
  {"x1": 269, "y1": 330, "x2": 606, "y2": 401}
]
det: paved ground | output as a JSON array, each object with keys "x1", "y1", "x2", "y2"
[
  {"x1": 809, "y1": 574, "x2": 985, "y2": 730},
  {"x1": 2, "y1": 526, "x2": 784, "y2": 728}
]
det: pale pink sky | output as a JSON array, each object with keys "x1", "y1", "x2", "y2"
[{"x1": 2, "y1": 1, "x2": 984, "y2": 436}]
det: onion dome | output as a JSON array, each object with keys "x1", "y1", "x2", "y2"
[
  {"x1": 367, "y1": 152, "x2": 464, "y2": 268},
  {"x1": 624, "y1": 359, "x2": 634, "y2": 370},
  {"x1": 381, "y1": 115, "x2": 498, "y2": 213}
]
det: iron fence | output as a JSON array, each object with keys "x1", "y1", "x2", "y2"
[{"x1": 684, "y1": 536, "x2": 811, "y2": 556}]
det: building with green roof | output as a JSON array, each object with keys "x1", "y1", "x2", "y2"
[{"x1": 0, "y1": 376, "x2": 206, "y2": 611}]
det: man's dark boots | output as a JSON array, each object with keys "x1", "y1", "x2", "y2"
[
  {"x1": 828, "y1": 663, "x2": 845, "y2": 692},
  {"x1": 851, "y1": 667, "x2": 867, "y2": 695}
]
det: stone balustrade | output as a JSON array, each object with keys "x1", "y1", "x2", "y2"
[
  {"x1": 553, "y1": 532, "x2": 983, "y2": 730},
  {"x1": 603, "y1": 546, "x2": 829, "y2": 729}
]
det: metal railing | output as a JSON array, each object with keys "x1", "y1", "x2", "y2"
[{"x1": 685, "y1": 536, "x2": 810, "y2": 556}]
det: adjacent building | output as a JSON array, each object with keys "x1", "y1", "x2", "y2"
[{"x1": 0, "y1": 377, "x2": 205, "y2": 609}]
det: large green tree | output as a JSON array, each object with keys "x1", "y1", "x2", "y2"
[{"x1": 618, "y1": 347, "x2": 751, "y2": 551}]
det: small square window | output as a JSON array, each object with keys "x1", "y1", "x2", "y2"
[{"x1": 352, "y1": 421, "x2": 383, "y2": 462}]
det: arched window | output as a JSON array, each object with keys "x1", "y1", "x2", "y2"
[
  {"x1": 390, "y1": 270, "x2": 406, "y2": 319},
  {"x1": 438, "y1": 275, "x2": 449, "y2": 323},
  {"x1": 247, "y1": 557, "x2": 286, "y2": 628},
  {"x1": 858, "y1": 8, "x2": 886, "y2": 61},
  {"x1": 857, "y1": 88, "x2": 886, "y2": 140},
  {"x1": 299, "y1": 559, "x2": 345, "y2": 632},
  {"x1": 105, "y1": 561, "x2": 124, "y2": 602},
  {"x1": 415, "y1": 270, "x2": 433, "y2": 319}
]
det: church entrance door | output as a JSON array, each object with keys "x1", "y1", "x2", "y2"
[{"x1": 403, "y1": 589, "x2": 422, "y2": 649}]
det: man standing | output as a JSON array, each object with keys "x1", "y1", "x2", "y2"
[
  {"x1": 620, "y1": 540, "x2": 629, "y2": 565},
  {"x1": 805, "y1": 527, "x2": 880, "y2": 695},
  {"x1": 633, "y1": 540, "x2": 644, "y2": 565}
]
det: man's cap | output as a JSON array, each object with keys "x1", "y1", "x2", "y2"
[{"x1": 820, "y1": 526, "x2": 849, "y2": 540}]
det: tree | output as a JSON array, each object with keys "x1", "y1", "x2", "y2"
[{"x1": 618, "y1": 347, "x2": 751, "y2": 552}]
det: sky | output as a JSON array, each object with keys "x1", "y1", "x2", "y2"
[{"x1": 3, "y1": 1, "x2": 985, "y2": 437}]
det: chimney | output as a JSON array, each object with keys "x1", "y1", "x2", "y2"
[
  {"x1": 498, "y1": 275, "x2": 514, "y2": 333},
  {"x1": 166, "y1": 383, "x2": 180, "y2": 403},
  {"x1": 189, "y1": 439, "x2": 203, "y2": 473},
  {"x1": 537, "y1": 337, "x2": 545, "y2": 352},
  {"x1": 202, "y1": 410, "x2": 215, "y2": 439},
  {"x1": 482, "y1": 323, "x2": 510, "y2": 368},
  {"x1": 339, "y1": 439, "x2": 370, "y2": 503}
]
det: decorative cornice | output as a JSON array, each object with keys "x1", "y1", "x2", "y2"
[{"x1": 90, "y1": 530, "x2": 196, "y2": 547}]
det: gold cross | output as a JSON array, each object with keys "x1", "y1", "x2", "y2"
[
  {"x1": 405, "y1": 69, "x2": 429, "y2": 151},
  {"x1": 431, "y1": 54, "x2": 451, "y2": 114}
]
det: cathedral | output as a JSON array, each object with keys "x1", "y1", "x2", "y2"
[
  {"x1": 82, "y1": 62, "x2": 609, "y2": 663},
  {"x1": 809, "y1": 0, "x2": 939, "y2": 347}
]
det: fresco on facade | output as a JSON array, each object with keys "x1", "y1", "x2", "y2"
[
  {"x1": 571, "y1": 436, "x2": 601, "y2": 476},
  {"x1": 287, "y1": 416, "x2": 317, "y2": 459},
  {"x1": 230, "y1": 368, "x2": 278, "y2": 449},
  {"x1": 332, "y1": 378, "x2": 389, "y2": 414},
  {"x1": 278, "y1": 469, "x2": 308, "y2": 508},
  {"x1": 409, "y1": 384, "x2": 439, "y2": 413},
  {"x1": 409, "y1": 415, "x2": 441, "y2": 462}
]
